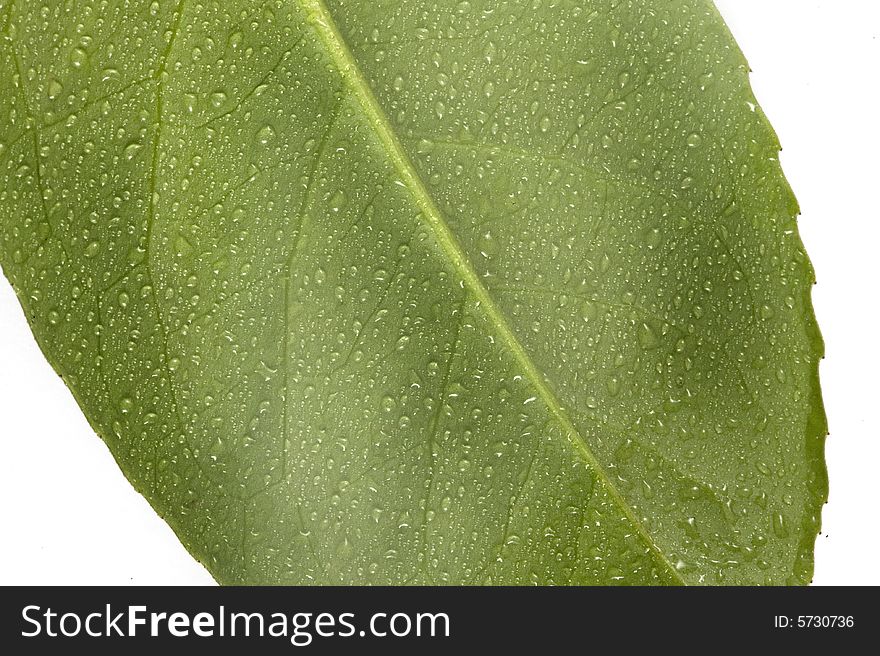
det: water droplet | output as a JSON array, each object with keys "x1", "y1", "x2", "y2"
[
  {"x1": 606, "y1": 376, "x2": 621, "y2": 397},
  {"x1": 210, "y1": 91, "x2": 227, "y2": 108},
  {"x1": 580, "y1": 300, "x2": 598, "y2": 322},
  {"x1": 123, "y1": 142, "x2": 143, "y2": 160},
  {"x1": 69, "y1": 47, "x2": 88, "y2": 69},
  {"x1": 638, "y1": 323, "x2": 658, "y2": 349},
  {"x1": 84, "y1": 241, "x2": 100, "y2": 258},
  {"x1": 772, "y1": 512, "x2": 789, "y2": 538},
  {"x1": 257, "y1": 124, "x2": 275, "y2": 144},
  {"x1": 686, "y1": 132, "x2": 703, "y2": 148},
  {"x1": 329, "y1": 190, "x2": 346, "y2": 212},
  {"x1": 119, "y1": 397, "x2": 133, "y2": 414},
  {"x1": 483, "y1": 41, "x2": 497, "y2": 64},
  {"x1": 478, "y1": 231, "x2": 499, "y2": 259},
  {"x1": 175, "y1": 234, "x2": 193, "y2": 256},
  {"x1": 47, "y1": 78, "x2": 63, "y2": 100}
]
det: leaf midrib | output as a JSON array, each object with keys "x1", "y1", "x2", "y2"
[{"x1": 299, "y1": 0, "x2": 686, "y2": 585}]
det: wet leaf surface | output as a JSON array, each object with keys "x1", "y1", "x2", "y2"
[{"x1": 0, "y1": 0, "x2": 825, "y2": 584}]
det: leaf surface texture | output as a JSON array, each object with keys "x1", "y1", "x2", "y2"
[{"x1": 0, "y1": 0, "x2": 826, "y2": 584}]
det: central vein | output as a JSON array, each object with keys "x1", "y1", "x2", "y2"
[{"x1": 298, "y1": 0, "x2": 685, "y2": 585}]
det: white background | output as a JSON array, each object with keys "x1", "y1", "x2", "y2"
[{"x1": 0, "y1": 1, "x2": 877, "y2": 585}]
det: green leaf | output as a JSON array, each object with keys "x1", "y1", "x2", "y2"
[{"x1": 0, "y1": 0, "x2": 826, "y2": 585}]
